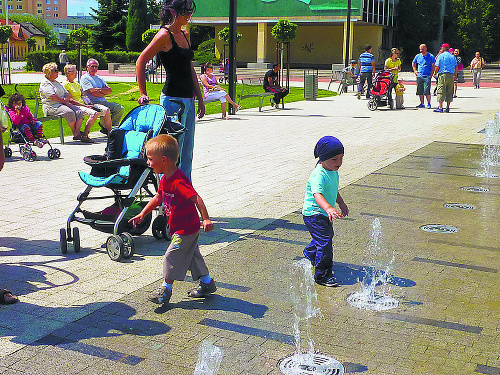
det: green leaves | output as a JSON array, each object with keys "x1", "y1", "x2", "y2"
[{"x1": 271, "y1": 19, "x2": 298, "y2": 42}]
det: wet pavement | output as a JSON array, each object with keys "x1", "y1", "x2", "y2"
[{"x1": 1, "y1": 79, "x2": 500, "y2": 374}]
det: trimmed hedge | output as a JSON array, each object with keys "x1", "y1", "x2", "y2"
[{"x1": 26, "y1": 50, "x2": 141, "y2": 71}]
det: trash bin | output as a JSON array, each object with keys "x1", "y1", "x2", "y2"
[{"x1": 304, "y1": 69, "x2": 319, "y2": 100}]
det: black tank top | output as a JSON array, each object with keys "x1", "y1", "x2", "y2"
[{"x1": 157, "y1": 27, "x2": 194, "y2": 98}]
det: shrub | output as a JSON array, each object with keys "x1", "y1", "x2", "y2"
[
  {"x1": 128, "y1": 52, "x2": 140, "y2": 63},
  {"x1": 193, "y1": 39, "x2": 217, "y2": 64},
  {"x1": 105, "y1": 51, "x2": 129, "y2": 63}
]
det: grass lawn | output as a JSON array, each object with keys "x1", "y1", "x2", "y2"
[{"x1": 2, "y1": 82, "x2": 335, "y2": 145}]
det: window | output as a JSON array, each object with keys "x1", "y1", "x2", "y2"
[
  {"x1": 37, "y1": 3, "x2": 42, "y2": 6},
  {"x1": 46, "y1": 13, "x2": 50, "y2": 16},
  {"x1": 37, "y1": 9, "x2": 42, "y2": 13},
  {"x1": 54, "y1": 6, "x2": 57, "y2": 10},
  {"x1": 45, "y1": 0, "x2": 50, "y2": 3},
  {"x1": 54, "y1": 13, "x2": 58, "y2": 17},
  {"x1": 0, "y1": 1, "x2": 3, "y2": 6},
  {"x1": 54, "y1": 0, "x2": 58, "y2": 3},
  {"x1": 7, "y1": 4, "x2": 12, "y2": 9},
  {"x1": 16, "y1": 4, "x2": 22, "y2": 8},
  {"x1": 46, "y1": 6, "x2": 50, "y2": 10}
]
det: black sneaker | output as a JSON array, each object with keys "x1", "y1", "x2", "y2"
[
  {"x1": 187, "y1": 279, "x2": 217, "y2": 298},
  {"x1": 99, "y1": 126, "x2": 109, "y2": 135},
  {"x1": 148, "y1": 286, "x2": 172, "y2": 304},
  {"x1": 315, "y1": 276, "x2": 339, "y2": 287}
]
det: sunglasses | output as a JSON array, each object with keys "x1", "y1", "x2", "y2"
[
  {"x1": 52, "y1": 69, "x2": 59, "y2": 72},
  {"x1": 88, "y1": 65, "x2": 98, "y2": 68}
]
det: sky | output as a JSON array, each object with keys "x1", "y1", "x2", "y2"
[{"x1": 68, "y1": 0, "x2": 98, "y2": 16}]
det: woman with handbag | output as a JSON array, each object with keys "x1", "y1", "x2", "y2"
[{"x1": 200, "y1": 62, "x2": 241, "y2": 120}]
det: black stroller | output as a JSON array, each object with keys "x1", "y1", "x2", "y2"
[
  {"x1": 367, "y1": 70, "x2": 395, "y2": 111},
  {"x1": 1, "y1": 102, "x2": 61, "y2": 161},
  {"x1": 62, "y1": 103, "x2": 184, "y2": 261}
]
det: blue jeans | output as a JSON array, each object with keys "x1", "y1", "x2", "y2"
[
  {"x1": 303, "y1": 214, "x2": 334, "y2": 281},
  {"x1": 160, "y1": 95, "x2": 196, "y2": 180}
]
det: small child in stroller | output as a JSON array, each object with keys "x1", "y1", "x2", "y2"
[{"x1": 6, "y1": 93, "x2": 47, "y2": 148}]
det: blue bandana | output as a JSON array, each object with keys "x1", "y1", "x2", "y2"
[{"x1": 314, "y1": 136, "x2": 344, "y2": 162}]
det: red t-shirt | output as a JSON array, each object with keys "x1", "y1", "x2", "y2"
[{"x1": 158, "y1": 169, "x2": 200, "y2": 235}]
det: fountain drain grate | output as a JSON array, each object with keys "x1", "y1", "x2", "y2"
[
  {"x1": 443, "y1": 203, "x2": 475, "y2": 210},
  {"x1": 420, "y1": 224, "x2": 458, "y2": 233},
  {"x1": 461, "y1": 186, "x2": 489, "y2": 193},
  {"x1": 279, "y1": 353, "x2": 344, "y2": 375},
  {"x1": 346, "y1": 292, "x2": 399, "y2": 311}
]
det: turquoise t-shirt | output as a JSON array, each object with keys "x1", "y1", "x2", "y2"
[{"x1": 302, "y1": 164, "x2": 339, "y2": 217}]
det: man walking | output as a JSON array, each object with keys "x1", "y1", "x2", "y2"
[
  {"x1": 357, "y1": 44, "x2": 376, "y2": 99},
  {"x1": 412, "y1": 44, "x2": 435, "y2": 108},
  {"x1": 80, "y1": 58, "x2": 124, "y2": 128},
  {"x1": 432, "y1": 43, "x2": 457, "y2": 113},
  {"x1": 470, "y1": 52, "x2": 485, "y2": 89}
]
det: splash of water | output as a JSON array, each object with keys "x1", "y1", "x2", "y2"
[
  {"x1": 193, "y1": 340, "x2": 223, "y2": 375},
  {"x1": 476, "y1": 115, "x2": 500, "y2": 178},
  {"x1": 347, "y1": 218, "x2": 399, "y2": 311}
]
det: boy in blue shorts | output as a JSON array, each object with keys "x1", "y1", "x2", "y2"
[
  {"x1": 129, "y1": 134, "x2": 216, "y2": 305},
  {"x1": 302, "y1": 136, "x2": 349, "y2": 287}
]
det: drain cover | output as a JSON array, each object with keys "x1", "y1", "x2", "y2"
[
  {"x1": 279, "y1": 353, "x2": 344, "y2": 375},
  {"x1": 420, "y1": 224, "x2": 458, "y2": 233},
  {"x1": 461, "y1": 186, "x2": 489, "y2": 193},
  {"x1": 443, "y1": 203, "x2": 475, "y2": 210},
  {"x1": 346, "y1": 292, "x2": 399, "y2": 311}
]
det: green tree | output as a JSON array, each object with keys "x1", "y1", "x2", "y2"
[
  {"x1": 218, "y1": 27, "x2": 242, "y2": 44},
  {"x1": 26, "y1": 37, "x2": 37, "y2": 52},
  {"x1": 142, "y1": 29, "x2": 157, "y2": 45},
  {"x1": 271, "y1": 19, "x2": 298, "y2": 42},
  {"x1": 126, "y1": 0, "x2": 148, "y2": 51},
  {"x1": 146, "y1": 0, "x2": 161, "y2": 26},
  {"x1": 395, "y1": 0, "x2": 441, "y2": 67},
  {"x1": 91, "y1": 0, "x2": 128, "y2": 52},
  {"x1": 190, "y1": 25, "x2": 215, "y2": 50},
  {"x1": 445, "y1": 0, "x2": 500, "y2": 61},
  {"x1": 0, "y1": 25, "x2": 12, "y2": 84}
]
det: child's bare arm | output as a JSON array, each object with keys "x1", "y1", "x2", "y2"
[
  {"x1": 191, "y1": 194, "x2": 213, "y2": 232},
  {"x1": 336, "y1": 192, "x2": 349, "y2": 217},
  {"x1": 313, "y1": 193, "x2": 342, "y2": 221},
  {"x1": 128, "y1": 194, "x2": 161, "y2": 227}
]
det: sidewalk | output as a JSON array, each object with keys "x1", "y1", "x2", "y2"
[{"x1": 1, "y1": 79, "x2": 499, "y2": 374}]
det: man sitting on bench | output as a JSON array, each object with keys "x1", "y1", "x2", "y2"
[
  {"x1": 263, "y1": 63, "x2": 289, "y2": 107},
  {"x1": 341, "y1": 59, "x2": 359, "y2": 92}
]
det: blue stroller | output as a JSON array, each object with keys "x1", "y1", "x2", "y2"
[{"x1": 62, "y1": 103, "x2": 184, "y2": 261}]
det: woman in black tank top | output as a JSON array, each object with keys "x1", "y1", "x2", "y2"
[{"x1": 135, "y1": 0, "x2": 203, "y2": 180}]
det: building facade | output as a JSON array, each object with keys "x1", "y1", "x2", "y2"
[
  {"x1": 192, "y1": 0, "x2": 398, "y2": 68},
  {"x1": 0, "y1": 19, "x2": 46, "y2": 60},
  {"x1": 1, "y1": 0, "x2": 67, "y2": 19}
]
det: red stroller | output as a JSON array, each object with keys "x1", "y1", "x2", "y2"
[{"x1": 368, "y1": 70, "x2": 395, "y2": 111}]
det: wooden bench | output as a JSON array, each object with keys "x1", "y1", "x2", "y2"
[
  {"x1": 327, "y1": 69, "x2": 344, "y2": 91},
  {"x1": 237, "y1": 78, "x2": 276, "y2": 112},
  {"x1": 34, "y1": 92, "x2": 65, "y2": 144},
  {"x1": 337, "y1": 71, "x2": 359, "y2": 94}
]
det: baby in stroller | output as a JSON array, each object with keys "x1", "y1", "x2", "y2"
[{"x1": 7, "y1": 93, "x2": 47, "y2": 148}]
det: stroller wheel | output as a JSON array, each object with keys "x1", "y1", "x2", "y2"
[
  {"x1": 120, "y1": 232, "x2": 135, "y2": 259},
  {"x1": 4, "y1": 147, "x2": 12, "y2": 158},
  {"x1": 60, "y1": 228, "x2": 68, "y2": 254},
  {"x1": 73, "y1": 227, "x2": 80, "y2": 253},
  {"x1": 48, "y1": 149, "x2": 56, "y2": 159},
  {"x1": 29, "y1": 151, "x2": 37, "y2": 161},
  {"x1": 54, "y1": 148, "x2": 61, "y2": 158},
  {"x1": 106, "y1": 235, "x2": 124, "y2": 261},
  {"x1": 22, "y1": 151, "x2": 31, "y2": 161},
  {"x1": 218, "y1": 77, "x2": 224, "y2": 83},
  {"x1": 368, "y1": 99, "x2": 378, "y2": 111},
  {"x1": 152, "y1": 216, "x2": 167, "y2": 239}
]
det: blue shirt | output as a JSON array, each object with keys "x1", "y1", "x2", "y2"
[
  {"x1": 302, "y1": 164, "x2": 339, "y2": 217},
  {"x1": 80, "y1": 73, "x2": 109, "y2": 102},
  {"x1": 435, "y1": 52, "x2": 457, "y2": 74},
  {"x1": 412, "y1": 52, "x2": 435, "y2": 77},
  {"x1": 359, "y1": 52, "x2": 375, "y2": 73}
]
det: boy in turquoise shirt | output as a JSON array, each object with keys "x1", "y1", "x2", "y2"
[{"x1": 302, "y1": 136, "x2": 349, "y2": 287}]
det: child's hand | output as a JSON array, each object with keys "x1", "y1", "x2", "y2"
[
  {"x1": 338, "y1": 202, "x2": 349, "y2": 217},
  {"x1": 128, "y1": 214, "x2": 144, "y2": 228},
  {"x1": 202, "y1": 219, "x2": 213, "y2": 232},
  {"x1": 326, "y1": 207, "x2": 343, "y2": 221}
]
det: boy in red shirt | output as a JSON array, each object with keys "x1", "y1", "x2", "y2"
[{"x1": 129, "y1": 134, "x2": 216, "y2": 304}]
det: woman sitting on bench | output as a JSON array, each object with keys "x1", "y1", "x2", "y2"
[{"x1": 200, "y1": 62, "x2": 241, "y2": 120}]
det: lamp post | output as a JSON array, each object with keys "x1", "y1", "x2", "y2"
[
  {"x1": 228, "y1": 0, "x2": 237, "y2": 114},
  {"x1": 344, "y1": 0, "x2": 351, "y2": 67}
]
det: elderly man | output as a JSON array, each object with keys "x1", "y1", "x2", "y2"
[
  {"x1": 412, "y1": 44, "x2": 435, "y2": 108},
  {"x1": 80, "y1": 58, "x2": 124, "y2": 130},
  {"x1": 432, "y1": 43, "x2": 457, "y2": 113}
]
